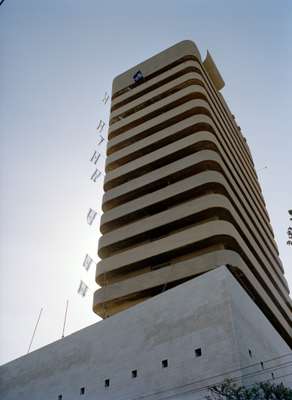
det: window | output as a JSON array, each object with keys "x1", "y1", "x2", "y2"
[
  {"x1": 195, "y1": 348, "x2": 202, "y2": 357},
  {"x1": 248, "y1": 349, "x2": 253, "y2": 358},
  {"x1": 105, "y1": 379, "x2": 110, "y2": 388},
  {"x1": 260, "y1": 361, "x2": 264, "y2": 370},
  {"x1": 162, "y1": 359, "x2": 168, "y2": 368},
  {"x1": 80, "y1": 387, "x2": 85, "y2": 395},
  {"x1": 58, "y1": 396, "x2": 62, "y2": 400},
  {"x1": 131, "y1": 369, "x2": 138, "y2": 378}
]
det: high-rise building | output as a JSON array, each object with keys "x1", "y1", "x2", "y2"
[
  {"x1": 1, "y1": 40, "x2": 291, "y2": 400},
  {"x1": 93, "y1": 40, "x2": 292, "y2": 347}
]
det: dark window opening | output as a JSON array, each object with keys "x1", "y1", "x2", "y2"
[
  {"x1": 131, "y1": 369, "x2": 138, "y2": 378},
  {"x1": 162, "y1": 359, "x2": 168, "y2": 368},
  {"x1": 195, "y1": 348, "x2": 202, "y2": 357},
  {"x1": 105, "y1": 379, "x2": 110, "y2": 388},
  {"x1": 248, "y1": 349, "x2": 253, "y2": 358},
  {"x1": 80, "y1": 387, "x2": 85, "y2": 395},
  {"x1": 58, "y1": 396, "x2": 62, "y2": 400},
  {"x1": 260, "y1": 361, "x2": 264, "y2": 369}
]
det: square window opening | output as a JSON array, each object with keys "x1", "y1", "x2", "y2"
[
  {"x1": 195, "y1": 348, "x2": 202, "y2": 357},
  {"x1": 80, "y1": 387, "x2": 85, "y2": 395},
  {"x1": 132, "y1": 369, "x2": 138, "y2": 378},
  {"x1": 162, "y1": 359, "x2": 168, "y2": 368},
  {"x1": 105, "y1": 379, "x2": 110, "y2": 388},
  {"x1": 58, "y1": 396, "x2": 62, "y2": 400}
]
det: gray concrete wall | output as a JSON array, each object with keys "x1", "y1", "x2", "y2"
[
  {"x1": 1, "y1": 267, "x2": 291, "y2": 400},
  {"x1": 229, "y1": 279, "x2": 292, "y2": 387}
]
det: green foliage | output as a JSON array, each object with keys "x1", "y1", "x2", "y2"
[{"x1": 206, "y1": 379, "x2": 292, "y2": 400}]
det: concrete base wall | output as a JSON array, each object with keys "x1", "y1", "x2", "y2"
[{"x1": 1, "y1": 266, "x2": 291, "y2": 400}]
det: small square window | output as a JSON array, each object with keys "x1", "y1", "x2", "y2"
[
  {"x1": 131, "y1": 369, "x2": 138, "y2": 378},
  {"x1": 105, "y1": 379, "x2": 110, "y2": 388},
  {"x1": 58, "y1": 396, "x2": 62, "y2": 400},
  {"x1": 162, "y1": 359, "x2": 168, "y2": 368},
  {"x1": 80, "y1": 387, "x2": 85, "y2": 395},
  {"x1": 195, "y1": 348, "x2": 202, "y2": 357}
]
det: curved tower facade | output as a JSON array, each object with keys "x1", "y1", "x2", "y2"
[{"x1": 93, "y1": 40, "x2": 292, "y2": 347}]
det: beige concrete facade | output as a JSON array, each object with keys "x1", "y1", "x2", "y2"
[{"x1": 93, "y1": 40, "x2": 292, "y2": 348}]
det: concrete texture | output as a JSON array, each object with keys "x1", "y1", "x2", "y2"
[{"x1": 1, "y1": 267, "x2": 291, "y2": 400}]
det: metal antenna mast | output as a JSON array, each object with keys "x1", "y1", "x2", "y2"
[
  {"x1": 61, "y1": 300, "x2": 69, "y2": 339},
  {"x1": 27, "y1": 307, "x2": 43, "y2": 354}
]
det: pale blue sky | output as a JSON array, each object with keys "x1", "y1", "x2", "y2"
[{"x1": 0, "y1": 0, "x2": 291, "y2": 365}]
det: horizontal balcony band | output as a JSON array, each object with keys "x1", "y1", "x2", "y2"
[
  {"x1": 110, "y1": 72, "x2": 204, "y2": 124},
  {"x1": 107, "y1": 111, "x2": 211, "y2": 160},
  {"x1": 109, "y1": 85, "x2": 257, "y2": 192},
  {"x1": 111, "y1": 56, "x2": 253, "y2": 169},
  {"x1": 106, "y1": 100, "x2": 268, "y2": 224},
  {"x1": 103, "y1": 149, "x2": 218, "y2": 209},
  {"x1": 95, "y1": 250, "x2": 225, "y2": 304},
  {"x1": 95, "y1": 220, "x2": 292, "y2": 325},
  {"x1": 112, "y1": 40, "x2": 202, "y2": 98},
  {"x1": 111, "y1": 63, "x2": 202, "y2": 113},
  {"x1": 108, "y1": 85, "x2": 207, "y2": 139},
  {"x1": 104, "y1": 129, "x2": 272, "y2": 250},
  {"x1": 93, "y1": 250, "x2": 292, "y2": 346},
  {"x1": 96, "y1": 220, "x2": 292, "y2": 322},
  {"x1": 110, "y1": 69, "x2": 254, "y2": 182},
  {"x1": 101, "y1": 170, "x2": 280, "y2": 272},
  {"x1": 104, "y1": 128, "x2": 255, "y2": 198},
  {"x1": 98, "y1": 192, "x2": 286, "y2": 291},
  {"x1": 101, "y1": 170, "x2": 223, "y2": 230},
  {"x1": 108, "y1": 74, "x2": 257, "y2": 198},
  {"x1": 104, "y1": 132, "x2": 216, "y2": 190},
  {"x1": 102, "y1": 137, "x2": 282, "y2": 274},
  {"x1": 106, "y1": 118, "x2": 210, "y2": 172},
  {"x1": 97, "y1": 220, "x2": 289, "y2": 312},
  {"x1": 102, "y1": 149, "x2": 276, "y2": 253}
]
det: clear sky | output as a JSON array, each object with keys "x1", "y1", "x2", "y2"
[{"x1": 0, "y1": 0, "x2": 291, "y2": 365}]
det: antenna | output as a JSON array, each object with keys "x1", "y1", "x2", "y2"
[
  {"x1": 27, "y1": 307, "x2": 43, "y2": 354},
  {"x1": 61, "y1": 300, "x2": 69, "y2": 339}
]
